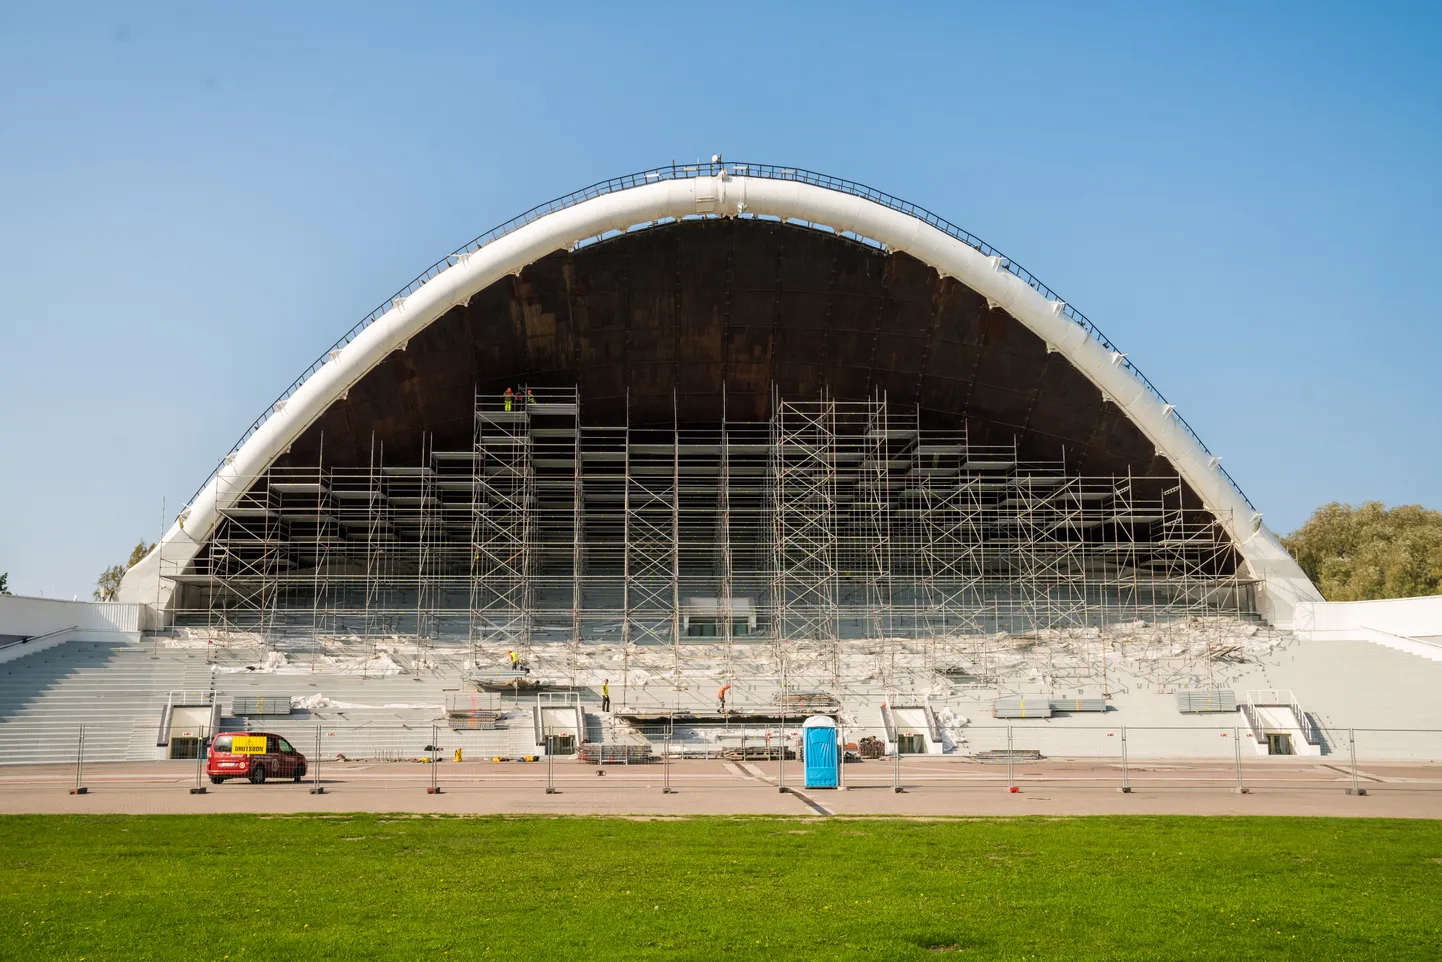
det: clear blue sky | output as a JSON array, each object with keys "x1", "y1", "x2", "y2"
[{"x1": 1, "y1": 2, "x2": 1439, "y2": 599}]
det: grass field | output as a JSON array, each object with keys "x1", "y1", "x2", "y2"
[{"x1": 2, "y1": 814, "x2": 1440, "y2": 961}]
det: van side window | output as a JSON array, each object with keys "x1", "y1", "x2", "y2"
[
  {"x1": 267, "y1": 735, "x2": 279, "y2": 754},
  {"x1": 212, "y1": 735, "x2": 233, "y2": 753},
  {"x1": 278, "y1": 738, "x2": 295, "y2": 753}
]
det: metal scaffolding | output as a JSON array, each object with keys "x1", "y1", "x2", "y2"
[
  {"x1": 467, "y1": 392, "x2": 535, "y2": 655},
  {"x1": 172, "y1": 385, "x2": 1254, "y2": 665},
  {"x1": 769, "y1": 388, "x2": 841, "y2": 672}
]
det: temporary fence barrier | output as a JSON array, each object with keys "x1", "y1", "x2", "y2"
[
  {"x1": 310, "y1": 725, "x2": 325, "y2": 794},
  {"x1": 189, "y1": 725, "x2": 208, "y2": 795},
  {"x1": 19, "y1": 723, "x2": 1442, "y2": 805},
  {"x1": 69, "y1": 725, "x2": 87, "y2": 796},
  {"x1": 427, "y1": 725, "x2": 442, "y2": 795}
]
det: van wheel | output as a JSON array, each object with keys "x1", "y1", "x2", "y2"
[
  {"x1": 249, "y1": 764, "x2": 267, "y2": 785},
  {"x1": 293, "y1": 765, "x2": 306, "y2": 782},
  {"x1": 209, "y1": 776, "x2": 225, "y2": 785}
]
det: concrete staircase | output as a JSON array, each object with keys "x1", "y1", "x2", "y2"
[
  {"x1": 211, "y1": 649, "x2": 538, "y2": 761},
  {"x1": 1353, "y1": 626, "x2": 1442, "y2": 664},
  {"x1": 0, "y1": 641, "x2": 208, "y2": 765}
]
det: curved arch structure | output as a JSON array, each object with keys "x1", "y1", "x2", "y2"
[{"x1": 120, "y1": 164, "x2": 1320, "y2": 626}]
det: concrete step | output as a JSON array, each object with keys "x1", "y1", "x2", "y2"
[{"x1": 0, "y1": 641, "x2": 215, "y2": 765}]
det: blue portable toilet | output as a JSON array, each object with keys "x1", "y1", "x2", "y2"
[{"x1": 803, "y1": 716, "x2": 839, "y2": 789}]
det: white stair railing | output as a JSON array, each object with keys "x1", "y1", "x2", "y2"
[{"x1": 1245, "y1": 689, "x2": 1322, "y2": 750}]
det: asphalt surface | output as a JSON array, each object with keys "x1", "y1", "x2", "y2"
[{"x1": 2, "y1": 756, "x2": 1439, "y2": 818}]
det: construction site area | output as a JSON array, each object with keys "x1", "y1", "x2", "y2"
[
  {"x1": 5, "y1": 163, "x2": 1439, "y2": 800},
  {"x1": 169, "y1": 386, "x2": 1251, "y2": 673}
]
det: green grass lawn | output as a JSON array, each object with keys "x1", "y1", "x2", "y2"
[{"x1": 2, "y1": 814, "x2": 1440, "y2": 961}]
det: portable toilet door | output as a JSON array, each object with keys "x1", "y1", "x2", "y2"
[{"x1": 803, "y1": 716, "x2": 839, "y2": 789}]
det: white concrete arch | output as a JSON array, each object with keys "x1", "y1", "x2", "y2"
[{"x1": 120, "y1": 169, "x2": 1322, "y2": 624}]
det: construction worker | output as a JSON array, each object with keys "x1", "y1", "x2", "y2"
[
  {"x1": 601, "y1": 678, "x2": 611, "y2": 713},
  {"x1": 508, "y1": 649, "x2": 522, "y2": 673},
  {"x1": 717, "y1": 682, "x2": 731, "y2": 714},
  {"x1": 503, "y1": 387, "x2": 514, "y2": 412},
  {"x1": 526, "y1": 387, "x2": 535, "y2": 407}
]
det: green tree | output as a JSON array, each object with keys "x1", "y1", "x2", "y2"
[
  {"x1": 94, "y1": 540, "x2": 154, "y2": 602},
  {"x1": 1282, "y1": 502, "x2": 1442, "y2": 601},
  {"x1": 0, "y1": 572, "x2": 10, "y2": 595}
]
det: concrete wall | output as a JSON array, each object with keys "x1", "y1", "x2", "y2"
[
  {"x1": 1293, "y1": 595, "x2": 1442, "y2": 638},
  {"x1": 0, "y1": 594, "x2": 146, "y2": 637},
  {"x1": 1292, "y1": 596, "x2": 1442, "y2": 661}
]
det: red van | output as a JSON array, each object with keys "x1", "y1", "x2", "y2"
[{"x1": 206, "y1": 732, "x2": 307, "y2": 785}]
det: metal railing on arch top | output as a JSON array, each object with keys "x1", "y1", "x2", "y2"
[{"x1": 183, "y1": 161, "x2": 1256, "y2": 514}]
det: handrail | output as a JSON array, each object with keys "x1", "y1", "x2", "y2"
[
  {"x1": 157, "y1": 687, "x2": 217, "y2": 748},
  {"x1": 536, "y1": 690, "x2": 582, "y2": 708},
  {"x1": 1239, "y1": 702, "x2": 1266, "y2": 746},
  {"x1": 444, "y1": 690, "x2": 500, "y2": 713},
  {"x1": 1360, "y1": 624, "x2": 1442, "y2": 651},
  {"x1": 183, "y1": 161, "x2": 1256, "y2": 513},
  {"x1": 1245, "y1": 689, "x2": 1322, "y2": 748},
  {"x1": 0, "y1": 625, "x2": 77, "y2": 654},
  {"x1": 922, "y1": 698, "x2": 944, "y2": 744},
  {"x1": 156, "y1": 691, "x2": 174, "y2": 748},
  {"x1": 879, "y1": 702, "x2": 897, "y2": 744},
  {"x1": 1295, "y1": 703, "x2": 1323, "y2": 747}
]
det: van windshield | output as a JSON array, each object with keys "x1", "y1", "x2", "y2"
[
  {"x1": 278, "y1": 738, "x2": 295, "y2": 753},
  {"x1": 212, "y1": 735, "x2": 233, "y2": 753}
]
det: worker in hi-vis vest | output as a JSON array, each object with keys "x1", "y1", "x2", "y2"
[
  {"x1": 717, "y1": 683, "x2": 731, "y2": 713},
  {"x1": 601, "y1": 679, "x2": 611, "y2": 712},
  {"x1": 503, "y1": 386, "x2": 514, "y2": 411}
]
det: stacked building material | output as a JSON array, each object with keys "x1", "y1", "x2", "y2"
[{"x1": 577, "y1": 742, "x2": 654, "y2": 764}]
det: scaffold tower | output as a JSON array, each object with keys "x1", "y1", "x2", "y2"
[{"x1": 173, "y1": 383, "x2": 1252, "y2": 666}]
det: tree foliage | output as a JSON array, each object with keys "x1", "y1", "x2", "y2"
[
  {"x1": 1282, "y1": 502, "x2": 1442, "y2": 601},
  {"x1": 0, "y1": 572, "x2": 10, "y2": 595},
  {"x1": 94, "y1": 540, "x2": 154, "y2": 602}
]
